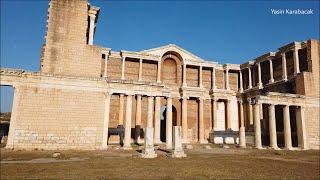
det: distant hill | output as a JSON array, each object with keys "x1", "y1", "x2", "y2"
[{"x1": 0, "y1": 112, "x2": 11, "y2": 123}]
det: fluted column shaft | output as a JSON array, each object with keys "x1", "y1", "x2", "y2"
[
  {"x1": 248, "y1": 67, "x2": 252, "y2": 89},
  {"x1": 166, "y1": 97, "x2": 173, "y2": 149},
  {"x1": 239, "y1": 101, "x2": 246, "y2": 148},
  {"x1": 293, "y1": 47, "x2": 300, "y2": 74},
  {"x1": 239, "y1": 71, "x2": 243, "y2": 92},
  {"x1": 212, "y1": 67, "x2": 216, "y2": 89},
  {"x1": 257, "y1": 62, "x2": 263, "y2": 88},
  {"x1": 154, "y1": 97, "x2": 161, "y2": 144},
  {"x1": 138, "y1": 59, "x2": 143, "y2": 81},
  {"x1": 282, "y1": 52, "x2": 287, "y2": 81},
  {"x1": 283, "y1": 105, "x2": 292, "y2": 149},
  {"x1": 269, "y1": 58, "x2": 274, "y2": 83},
  {"x1": 123, "y1": 95, "x2": 133, "y2": 149},
  {"x1": 253, "y1": 102, "x2": 262, "y2": 149},
  {"x1": 157, "y1": 61, "x2": 161, "y2": 83},
  {"x1": 88, "y1": 14, "x2": 96, "y2": 45},
  {"x1": 119, "y1": 94, "x2": 124, "y2": 125},
  {"x1": 102, "y1": 93, "x2": 112, "y2": 149},
  {"x1": 183, "y1": 64, "x2": 187, "y2": 87},
  {"x1": 268, "y1": 104, "x2": 278, "y2": 149},
  {"x1": 199, "y1": 98, "x2": 205, "y2": 143},
  {"x1": 181, "y1": 97, "x2": 188, "y2": 143}
]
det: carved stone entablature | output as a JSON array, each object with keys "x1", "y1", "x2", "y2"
[
  {"x1": 120, "y1": 50, "x2": 160, "y2": 61},
  {"x1": 210, "y1": 89, "x2": 235, "y2": 101},
  {"x1": 249, "y1": 92, "x2": 319, "y2": 108},
  {"x1": 179, "y1": 86, "x2": 208, "y2": 99}
]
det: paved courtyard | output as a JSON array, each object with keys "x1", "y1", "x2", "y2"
[{"x1": 1, "y1": 145, "x2": 319, "y2": 179}]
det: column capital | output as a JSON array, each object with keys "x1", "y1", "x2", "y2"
[{"x1": 181, "y1": 96, "x2": 189, "y2": 100}]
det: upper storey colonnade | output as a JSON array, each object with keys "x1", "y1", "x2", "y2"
[{"x1": 239, "y1": 41, "x2": 308, "y2": 92}]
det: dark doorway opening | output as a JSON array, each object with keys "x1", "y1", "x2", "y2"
[{"x1": 160, "y1": 105, "x2": 177, "y2": 142}]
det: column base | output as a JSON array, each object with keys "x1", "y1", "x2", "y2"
[
  {"x1": 269, "y1": 79, "x2": 274, "y2": 84},
  {"x1": 171, "y1": 151, "x2": 187, "y2": 158},
  {"x1": 239, "y1": 127, "x2": 246, "y2": 148},
  {"x1": 258, "y1": 84, "x2": 263, "y2": 89},
  {"x1": 139, "y1": 152, "x2": 157, "y2": 158},
  {"x1": 271, "y1": 147, "x2": 280, "y2": 150},
  {"x1": 284, "y1": 147, "x2": 293, "y2": 150},
  {"x1": 199, "y1": 140, "x2": 208, "y2": 144},
  {"x1": 122, "y1": 145, "x2": 132, "y2": 150},
  {"x1": 255, "y1": 145, "x2": 263, "y2": 150}
]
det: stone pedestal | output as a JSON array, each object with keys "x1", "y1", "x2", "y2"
[
  {"x1": 172, "y1": 126, "x2": 186, "y2": 158},
  {"x1": 139, "y1": 127, "x2": 157, "y2": 158}
]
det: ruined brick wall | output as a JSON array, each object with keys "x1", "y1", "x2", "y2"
[
  {"x1": 108, "y1": 57, "x2": 122, "y2": 80},
  {"x1": 186, "y1": 67, "x2": 199, "y2": 87},
  {"x1": 12, "y1": 86, "x2": 105, "y2": 150},
  {"x1": 40, "y1": 0, "x2": 102, "y2": 78},
  {"x1": 216, "y1": 69, "x2": 224, "y2": 89},
  {"x1": 305, "y1": 107, "x2": 319, "y2": 149}
]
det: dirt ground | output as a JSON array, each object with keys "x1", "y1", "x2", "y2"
[{"x1": 0, "y1": 144, "x2": 319, "y2": 180}]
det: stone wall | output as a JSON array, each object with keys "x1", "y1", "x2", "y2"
[
  {"x1": 40, "y1": 0, "x2": 102, "y2": 78},
  {"x1": 11, "y1": 86, "x2": 105, "y2": 150}
]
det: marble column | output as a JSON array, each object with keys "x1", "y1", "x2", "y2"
[
  {"x1": 198, "y1": 98, "x2": 205, "y2": 143},
  {"x1": 138, "y1": 59, "x2": 143, "y2": 81},
  {"x1": 269, "y1": 57, "x2": 274, "y2": 83},
  {"x1": 103, "y1": 54, "x2": 109, "y2": 78},
  {"x1": 226, "y1": 99, "x2": 232, "y2": 129},
  {"x1": 239, "y1": 70, "x2": 243, "y2": 92},
  {"x1": 166, "y1": 97, "x2": 173, "y2": 149},
  {"x1": 225, "y1": 68, "x2": 230, "y2": 90},
  {"x1": 212, "y1": 67, "x2": 216, "y2": 90},
  {"x1": 102, "y1": 93, "x2": 112, "y2": 149},
  {"x1": 172, "y1": 126, "x2": 187, "y2": 158},
  {"x1": 154, "y1": 97, "x2": 161, "y2": 144},
  {"x1": 257, "y1": 62, "x2": 263, "y2": 89},
  {"x1": 147, "y1": 96, "x2": 154, "y2": 128},
  {"x1": 119, "y1": 94, "x2": 124, "y2": 125},
  {"x1": 239, "y1": 100, "x2": 246, "y2": 148},
  {"x1": 181, "y1": 97, "x2": 188, "y2": 143},
  {"x1": 199, "y1": 66, "x2": 203, "y2": 88},
  {"x1": 182, "y1": 64, "x2": 187, "y2": 87},
  {"x1": 281, "y1": 52, "x2": 288, "y2": 81},
  {"x1": 293, "y1": 47, "x2": 300, "y2": 75},
  {"x1": 283, "y1": 105, "x2": 292, "y2": 149},
  {"x1": 121, "y1": 57, "x2": 126, "y2": 80},
  {"x1": 88, "y1": 13, "x2": 96, "y2": 45},
  {"x1": 253, "y1": 102, "x2": 262, "y2": 149},
  {"x1": 123, "y1": 95, "x2": 133, "y2": 150},
  {"x1": 157, "y1": 60, "x2": 161, "y2": 83},
  {"x1": 141, "y1": 101, "x2": 157, "y2": 158},
  {"x1": 248, "y1": 67, "x2": 252, "y2": 89},
  {"x1": 135, "y1": 95, "x2": 142, "y2": 144},
  {"x1": 212, "y1": 99, "x2": 218, "y2": 130},
  {"x1": 248, "y1": 99, "x2": 253, "y2": 126},
  {"x1": 5, "y1": 87, "x2": 20, "y2": 149},
  {"x1": 296, "y1": 106, "x2": 308, "y2": 149},
  {"x1": 268, "y1": 104, "x2": 278, "y2": 149}
]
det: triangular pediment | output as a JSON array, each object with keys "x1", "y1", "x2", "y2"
[{"x1": 141, "y1": 44, "x2": 205, "y2": 63}]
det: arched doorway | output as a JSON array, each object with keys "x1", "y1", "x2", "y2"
[{"x1": 160, "y1": 105, "x2": 177, "y2": 142}]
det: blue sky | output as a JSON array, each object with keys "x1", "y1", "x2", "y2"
[{"x1": 1, "y1": 0, "x2": 319, "y2": 112}]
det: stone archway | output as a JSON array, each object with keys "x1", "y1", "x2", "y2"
[
  {"x1": 160, "y1": 105, "x2": 177, "y2": 142},
  {"x1": 161, "y1": 52, "x2": 183, "y2": 87}
]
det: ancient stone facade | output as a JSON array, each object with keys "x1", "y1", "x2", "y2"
[{"x1": 0, "y1": 0, "x2": 319, "y2": 150}]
